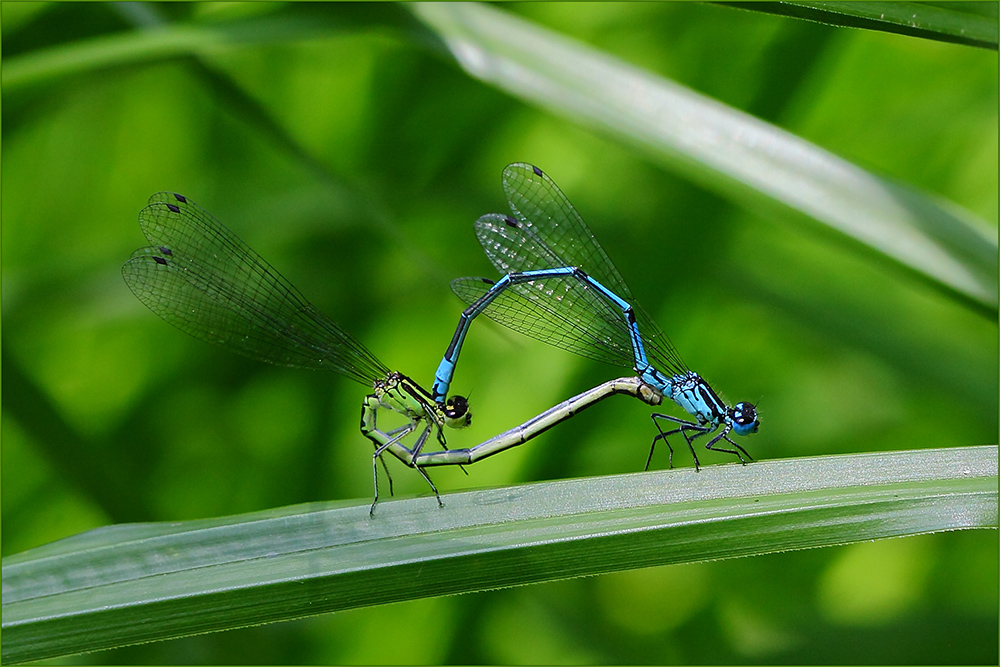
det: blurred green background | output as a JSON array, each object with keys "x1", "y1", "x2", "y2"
[{"x1": 2, "y1": 2, "x2": 996, "y2": 663}]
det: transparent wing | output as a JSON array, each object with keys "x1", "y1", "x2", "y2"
[
  {"x1": 451, "y1": 275, "x2": 634, "y2": 367},
  {"x1": 463, "y1": 214, "x2": 637, "y2": 366},
  {"x1": 502, "y1": 163, "x2": 631, "y2": 299},
  {"x1": 475, "y1": 164, "x2": 688, "y2": 377},
  {"x1": 122, "y1": 192, "x2": 389, "y2": 386}
]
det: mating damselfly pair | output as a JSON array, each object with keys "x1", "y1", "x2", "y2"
[{"x1": 123, "y1": 163, "x2": 759, "y2": 514}]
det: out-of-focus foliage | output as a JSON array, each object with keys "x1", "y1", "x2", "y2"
[{"x1": 2, "y1": 2, "x2": 996, "y2": 664}]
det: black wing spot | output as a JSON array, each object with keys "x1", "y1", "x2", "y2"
[
  {"x1": 158, "y1": 246, "x2": 173, "y2": 256},
  {"x1": 531, "y1": 165, "x2": 543, "y2": 177},
  {"x1": 503, "y1": 215, "x2": 519, "y2": 228},
  {"x1": 153, "y1": 256, "x2": 168, "y2": 266},
  {"x1": 173, "y1": 194, "x2": 187, "y2": 203},
  {"x1": 166, "y1": 204, "x2": 180, "y2": 213}
]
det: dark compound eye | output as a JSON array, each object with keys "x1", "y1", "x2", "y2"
[{"x1": 445, "y1": 395, "x2": 470, "y2": 419}]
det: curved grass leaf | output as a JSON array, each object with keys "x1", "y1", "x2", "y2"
[
  {"x1": 4, "y1": 3, "x2": 995, "y2": 312},
  {"x1": 408, "y1": 2, "x2": 998, "y2": 315},
  {"x1": 719, "y1": 1, "x2": 998, "y2": 50},
  {"x1": 3, "y1": 24, "x2": 241, "y2": 89},
  {"x1": 3, "y1": 445, "x2": 996, "y2": 663},
  {"x1": 0, "y1": 4, "x2": 407, "y2": 90}
]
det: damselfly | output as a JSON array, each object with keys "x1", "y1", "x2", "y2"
[
  {"x1": 432, "y1": 164, "x2": 759, "y2": 469},
  {"x1": 123, "y1": 193, "x2": 661, "y2": 514},
  {"x1": 122, "y1": 193, "x2": 476, "y2": 514}
]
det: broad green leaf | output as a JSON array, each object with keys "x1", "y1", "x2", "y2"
[
  {"x1": 3, "y1": 445, "x2": 996, "y2": 663},
  {"x1": 409, "y1": 2, "x2": 998, "y2": 314}
]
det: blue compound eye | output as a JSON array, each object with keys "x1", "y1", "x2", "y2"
[{"x1": 731, "y1": 401, "x2": 759, "y2": 436}]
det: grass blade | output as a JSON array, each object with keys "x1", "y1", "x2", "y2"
[
  {"x1": 409, "y1": 2, "x2": 998, "y2": 314},
  {"x1": 3, "y1": 445, "x2": 996, "y2": 663},
  {"x1": 720, "y1": 2, "x2": 999, "y2": 50}
]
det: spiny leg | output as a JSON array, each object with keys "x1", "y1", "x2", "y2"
[
  {"x1": 647, "y1": 415, "x2": 676, "y2": 470},
  {"x1": 369, "y1": 434, "x2": 409, "y2": 517},
  {"x1": 362, "y1": 396, "x2": 417, "y2": 458},
  {"x1": 369, "y1": 423, "x2": 423, "y2": 516},
  {"x1": 372, "y1": 422, "x2": 421, "y2": 459},
  {"x1": 650, "y1": 413, "x2": 711, "y2": 471},
  {"x1": 369, "y1": 423, "x2": 448, "y2": 515},
  {"x1": 369, "y1": 448, "x2": 394, "y2": 517},
  {"x1": 383, "y1": 423, "x2": 445, "y2": 508},
  {"x1": 370, "y1": 423, "x2": 417, "y2": 483},
  {"x1": 415, "y1": 465, "x2": 444, "y2": 508},
  {"x1": 704, "y1": 428, "x2": 753, "y2": 464},
  {"x1": 363, "y1": 398, "x2": 420, "y2": 516},
  {"x1": 403, "y1": 424, "x2": 445, "y2": 507}
]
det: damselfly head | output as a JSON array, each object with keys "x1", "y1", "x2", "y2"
[
  {"x1": 730, "y1": 401, "x2": 759, "y2": 436},
  {"x1": 443, "y1": 395, "x2": 472, "y2": 429}
]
